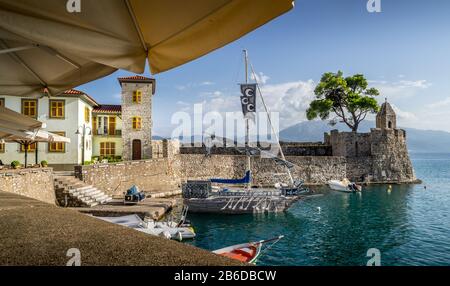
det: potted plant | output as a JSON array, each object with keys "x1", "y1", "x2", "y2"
[
  {"x1": 40, "y1": 160, "x2": 48, "y2": 167},
  {"x1": 11, "y1": 161, "x2": 21, "y2": 169}
]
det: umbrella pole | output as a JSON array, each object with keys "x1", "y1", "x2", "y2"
[
  {"x1": 35, "y1": 143, "x2": 38, "y2": 165},
  {"x1": 24, "y1": 142, "x2": 28, "y2": 168}
]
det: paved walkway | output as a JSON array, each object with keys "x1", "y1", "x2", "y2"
[{"x1": 0, "y1": 192, "x2": 242, "y2": 266}]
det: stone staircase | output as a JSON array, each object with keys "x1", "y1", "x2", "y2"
[{"x1": 54, "y1": 175, "x2": 112, "y2": 207}]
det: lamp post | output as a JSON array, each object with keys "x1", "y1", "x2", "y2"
[{"x1": 75, "y1": 124, "x2": 91, "y2": 165}]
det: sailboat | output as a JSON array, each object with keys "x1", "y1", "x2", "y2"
[{"x1": 182, "y1": 50, "x2": 310, "y2": 214}]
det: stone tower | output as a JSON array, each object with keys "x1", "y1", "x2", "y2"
[
  {"x1": 118, "y1": 76, "x2": 156, "y2": 161},
  {"x1": 376, "y1": 98, "x2": 397, "y2": 129}
]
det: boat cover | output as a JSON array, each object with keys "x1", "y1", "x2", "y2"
[
  {"x1": 211, "y1": 171, "x2": 251, "y2": 184},
  {"x1": 94, "y1": 214, "x2": 144, "y2": 228}
]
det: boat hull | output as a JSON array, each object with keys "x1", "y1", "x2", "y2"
[
  {"x1": 328, "y1": 180, "x2": 361, "y2": 193},
  {"x1": 184, "y1": 195, "x2": 299, "y2": 214},
  {"x1": 213, "y1": 242, "x2": 261, "y2": 264}
]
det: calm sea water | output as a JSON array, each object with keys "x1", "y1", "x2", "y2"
[{"x1": 186, "y1": 153, "x2": 450, "y2": 266}]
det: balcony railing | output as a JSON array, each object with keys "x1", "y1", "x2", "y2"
[{"x1": 95, "y1": 129, "x2": 122, "y2": 136}]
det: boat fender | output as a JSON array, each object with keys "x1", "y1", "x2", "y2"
[
  {"x1": 176, "y1": 231, "x2": 183, "y2": 242},
  {"x1": 159, "y1": 231, "x2": 171, "y2": 240}
]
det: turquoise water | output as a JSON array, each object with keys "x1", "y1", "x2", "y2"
[{"x1": 186, "y1": 153, "x2": 450, "y2": 266}]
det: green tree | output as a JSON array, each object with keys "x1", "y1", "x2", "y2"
[{"x1": 306, "y1": 71, "x2": 380, "y2": 132}]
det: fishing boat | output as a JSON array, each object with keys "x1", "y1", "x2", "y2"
[
  {"x1": 328, "y1": 178, "x2": 362, "y2": 193},
  {"x1": 182, "y1": 50, "x2": 310, "y2": 214},
  {"x1": 213, "y1": 235, "x2": 284, "y2": 264},
  {"x1": 93, "y1": 213, "x2": 196, "y2": 241}
]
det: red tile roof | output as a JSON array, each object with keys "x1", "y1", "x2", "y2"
[
  {"x1": 93, "y1": 105, "x2": 122, "y2": 114},
  {"x1": 118, "y1": 75, "x2": 154, "y2": 81},
  {"x1": 118, "y1": 75, "x2": 156, "y2": 95},
  {"x1": 59, "y1": 89, "x2": 99, "y2": 106},
  {"x1": 62, "y1": 89, "x2": 84, "y2": 95}
]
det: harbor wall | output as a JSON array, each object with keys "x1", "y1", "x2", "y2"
[
  {"x1": 0, "y1": 168, "x2": 56, "y2": 204},
  {"x1": 178, "y1": 154, "x2": 346, "y2": 186},
  {"x1": 74, "y1": 128, "x2": 417, "y2": 196},
  {"x1": 75, "y1": 159, "x2": 180, "y2": 197}
]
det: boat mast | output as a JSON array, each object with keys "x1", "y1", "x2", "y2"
[
  {"x1": 243, "y1": 49, "x2": 252, "y2": 189},
  {"x1": 247, "y1": 60, "x2": 295, "y2": 186}
]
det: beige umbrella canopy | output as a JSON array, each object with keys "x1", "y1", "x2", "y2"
[{"x1": 0, "y1": 0, "x2": 294, "y2": 97}]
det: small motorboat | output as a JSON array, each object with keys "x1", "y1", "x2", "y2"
[
  {"x1": 213, "y1": 235, "x2": 284, "y2": 264},
  {"x1": 93, "y1": 214, "x2": 196, "y2": 241},
  {"x1": 328, "y1": 179, "x2": 362, "y2": 193}
]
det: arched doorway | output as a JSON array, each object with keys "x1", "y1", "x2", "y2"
[{"x1": 132, "y1": 139, "x2": 142, "y2": 160}]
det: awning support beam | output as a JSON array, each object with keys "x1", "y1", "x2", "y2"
[{"x1": 125, "y1": 0, "x2": 148, "y2": 53}]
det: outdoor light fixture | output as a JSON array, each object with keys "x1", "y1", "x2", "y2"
[{"x1": 75, "y1": 124, "x2": 92, "y2": 165}]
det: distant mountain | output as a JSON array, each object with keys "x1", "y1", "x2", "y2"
[
  {"x1": 280, "y1": 121, "x2": 450, "y2": 154},
  {"x1": 152, "y1": 135, "x2": 167, "y2": 140}
]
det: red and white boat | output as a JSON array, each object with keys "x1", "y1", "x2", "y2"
[{"x1": 213, "y1": 235, "x2": 284, "y2": 264}]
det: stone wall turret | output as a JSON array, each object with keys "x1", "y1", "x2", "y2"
[{"x1": 376, "y1": 99, "x2": 397, "y2": 129}]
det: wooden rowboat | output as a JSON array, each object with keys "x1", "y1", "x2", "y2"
[{"x1": 213, "y1": 235, "x2": 284, "y2": 264}]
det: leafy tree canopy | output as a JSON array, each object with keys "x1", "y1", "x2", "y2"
[{"x1": 306, "y1": 71, "x2": 380, "y2": 132}]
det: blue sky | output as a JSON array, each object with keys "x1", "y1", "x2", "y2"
[{"x1": 79, "y1": 0, "x2": 450, "y2": 136}]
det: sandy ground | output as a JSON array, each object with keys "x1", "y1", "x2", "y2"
[{"x1": 0, "y1": 191, "x2": 243, "y2": 266}]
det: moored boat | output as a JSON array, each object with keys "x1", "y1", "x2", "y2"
[
  {"x1": 183, "y1": 177, "x2": 308, "y2": 214},
  {"x1": 328, "y1": 178, "x2": 362, "y2": 193},
  {"x1": 93, "y1": 214, "x2": 196, "y2": 241},
  {"x1": 213, "y1": 235, "x2": 284, "y2": 264}
]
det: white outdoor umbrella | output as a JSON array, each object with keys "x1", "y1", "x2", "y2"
[
  {"x1": 0, "y1": 105, "x2": 70, "y2": 167},
  {"x1": 0, "y1": 0, "x2": 294, "y2": 97}
]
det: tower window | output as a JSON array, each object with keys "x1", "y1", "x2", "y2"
[
  {"x1": 133, "y1": 90, "x2": 142, "y2": 103},
  {"x1": 132, "y1": 116, "x2": 142, "y2": 130},
  {"x1": 388, "y1": 121, "x2": 392, "y2": 128}
]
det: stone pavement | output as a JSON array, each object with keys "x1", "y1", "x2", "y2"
[{"x1": 0, "y1": 191, "x2": 242, "y2": 266}]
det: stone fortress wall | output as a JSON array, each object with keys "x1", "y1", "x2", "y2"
[{"x1": 75, "y1": 100, "x2": 417, "y2": 196}]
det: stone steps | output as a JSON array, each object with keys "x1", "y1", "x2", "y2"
[{"x1": 53, "y1": 176, "x2": 112, "y2": 208}]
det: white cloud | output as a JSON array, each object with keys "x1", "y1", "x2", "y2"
[
  {"x1": 251, "y1": 72, "x2": 270, "y2": 85},
  {"x1": 176, "y1": 81, "x2": 215, "y2": 91},
  {"x1": 177, "y1": 80, "x2": 316, "y2": 130},
  {"x1": 391, "y1": 104, "x2": 417, "y2": 121},
  {"x1": 369, "y1": 79, "x2": 431, "y2": 99},
  {"x1": 426, "y1": 97, "x2": 450, "y2": 109}
]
